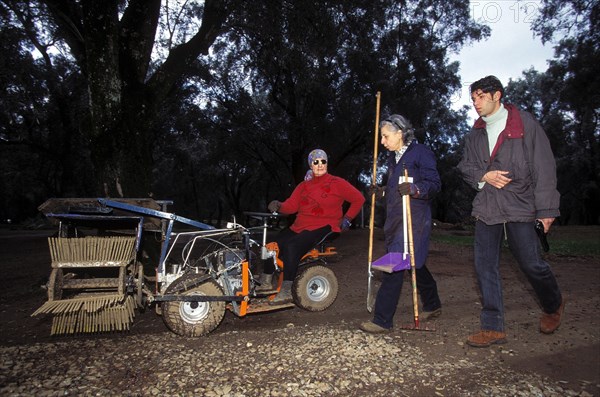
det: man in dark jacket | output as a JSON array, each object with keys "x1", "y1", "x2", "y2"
[
  {"x1": 457, "y1": 75, "x2": 565, "y2": 347},
  {"x1": 359, "y1": 114, "x2": 442, "y2": 333}
]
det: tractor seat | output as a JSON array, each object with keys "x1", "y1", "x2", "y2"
[
  {"x1": 315, "y1": 231, "x2": 339, "y2": 251},
  {"x1": 299, "y1": 231, "x2": 340, "y2": 264}
]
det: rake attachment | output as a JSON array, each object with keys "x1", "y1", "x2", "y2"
[
  {"x1": 33, "y1": 294, "x2": 136, "y2": 335},
  {"x1": 32, "y1": 235, "x2": 140, "y2": 335}
]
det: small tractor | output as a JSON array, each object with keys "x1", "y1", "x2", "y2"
[{"x1": 33, "y1": 198, "x2": 340, "y2": 336}]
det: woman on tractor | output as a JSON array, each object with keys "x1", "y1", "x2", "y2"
[{"x1": 262, "y1": 149, "x2": 365, "y2": 304}]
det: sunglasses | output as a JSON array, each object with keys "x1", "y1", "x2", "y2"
[{"x1": 312, "y1": 159, "x2": 328, "y2": 165}]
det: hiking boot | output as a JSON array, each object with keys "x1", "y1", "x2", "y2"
[
  {"x1": 269, "y1": 280, "x2": 293, "y2": 305},
  {"x1": 423, "y1": 308, "x2": 442, "y2": 321},
  {"x1": 466, "y1": 330, "x2": 507, "y2": 347},
  {"x1": 255, "y1": 273, "x2": 274, "y2": 292},
  {"x1": 359, "y1": 321, "x2": 391, "y2": 334},
  {"x1": 540, "y1": 297, "x2": 566, "y2": 334}
]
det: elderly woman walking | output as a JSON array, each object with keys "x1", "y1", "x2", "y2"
[{"x1": 360, "y1": 114, "x2": 442, "y2": 333}]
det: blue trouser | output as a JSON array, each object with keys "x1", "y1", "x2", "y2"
[
  {"x1": 474, "y1": 220, "x2": 562, "y2": 332},
  {"x1": 264, "y1": 226, "x2": 332, "y2": 281},
  {"x1": 373, "y1": 265, "x2": 441, "y2": 329}
]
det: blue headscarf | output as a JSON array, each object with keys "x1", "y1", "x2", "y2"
[
  {"x1": 306, "y1": 149, "x2": 328, "y2": 181},
  {"x1": 307, "y1": 149, "x2": 328, "y2": 166}
]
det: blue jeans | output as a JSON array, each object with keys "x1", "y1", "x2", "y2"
[
  {"x1": 373, "y1": 265, "x2": 441, "y2": 329},
  {"x1": 474, "y1": 220, "x2": 562, "y2": 332}
]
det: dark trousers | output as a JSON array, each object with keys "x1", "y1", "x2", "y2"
[
  {"x1": 264, "y1": 226, "x2": 332, "y2": 281},
  {"x1": 373, "y1": 265, "x2": 441, "y2": 329},
  {"x1": 474, "y1": 220, "x2": 562, "y2": 332}
]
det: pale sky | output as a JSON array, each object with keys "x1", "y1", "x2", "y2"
[{"x1": 450, "y1": 0, "x2": 555, "y2": 120}]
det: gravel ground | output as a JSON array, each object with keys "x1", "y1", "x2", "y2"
[
  {"x1": 1, "y1": 227, "x2": 598, "y2": 396},
  {"x1": 0, "y1": 322, "x2": 595, "y2": 397}
]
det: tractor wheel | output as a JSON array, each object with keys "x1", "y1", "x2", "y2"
[
  {"x1": 162, "y1": 275, "x2": 225, "y2": 337},
  {"x1": 293, "y1": 265, "x2": 338, "y2": 312}
]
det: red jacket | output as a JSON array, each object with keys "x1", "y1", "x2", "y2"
[{"x1": 279, "y1": 173, "x2": 365, "y2": 233}]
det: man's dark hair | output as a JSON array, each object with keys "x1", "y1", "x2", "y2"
[{"x1": 470, "y1": 75, "x2": 504, "y2": 100}]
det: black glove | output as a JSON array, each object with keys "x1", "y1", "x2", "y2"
[
  {"x1": 369, "y1": 185, "x2": 385, "y2": 199},
  {"x1": 398, "y1": 182, "x2": 418, "y2": 196},
  {"x1": 268, "y1": 200, "x2": 281, "y2": 213},
  {"x1": 340, "y1": 216, "x2": 352, "y2": 231}
]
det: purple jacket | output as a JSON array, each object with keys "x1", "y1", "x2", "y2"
[{"x1": 457, "y1": 104, "x2": 560, "y2": 224}]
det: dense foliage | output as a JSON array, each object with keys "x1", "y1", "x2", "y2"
[
  {"x1": 508, "y1": 0, "x2": 599, "y2": 224},
  {"x1": 0, "y1": 0, "x2": 597, "y2": 225}
]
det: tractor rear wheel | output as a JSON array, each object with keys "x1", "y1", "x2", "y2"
[
  {"x1": 162, "y1": 275, "x2": 225, "y2": 337},
  {"x1": 293, "y1": 265, "x2": 338, "y2": 312}
]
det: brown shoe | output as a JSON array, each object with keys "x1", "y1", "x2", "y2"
[
  {"x1": 359, "y1": 321, "x2": 392, "y2": 334},
  {"x1": 268, "y1": 280, "x2": 293, "y2": 305},
  {"x1": 423, "y1": 308, "x2": 442, "y2": 321},
  {"x1": 466, "y1": 330, "x2": 507, "y2": 347},
  {"x1": 255, "y1": 274, "x2": 275, "y2": 292},
  {"x1": 540, "y1": 298, "x2": 566, "y2": 334}
]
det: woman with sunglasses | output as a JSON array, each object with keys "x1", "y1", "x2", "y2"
[
  {"x1": 359, "y1": 114, "x2": 442, "y2": 333},
  {"x1": 262, "y1": 149, "x2": 365, "y2": 304}
]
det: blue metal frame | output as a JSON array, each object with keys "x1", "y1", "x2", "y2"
[
  {"x1": 98, "y1": 199, "x2": 215, "y2": 274},
  {"x1": 98, "y1": 199, "x2": 213, "y2": 230}
]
